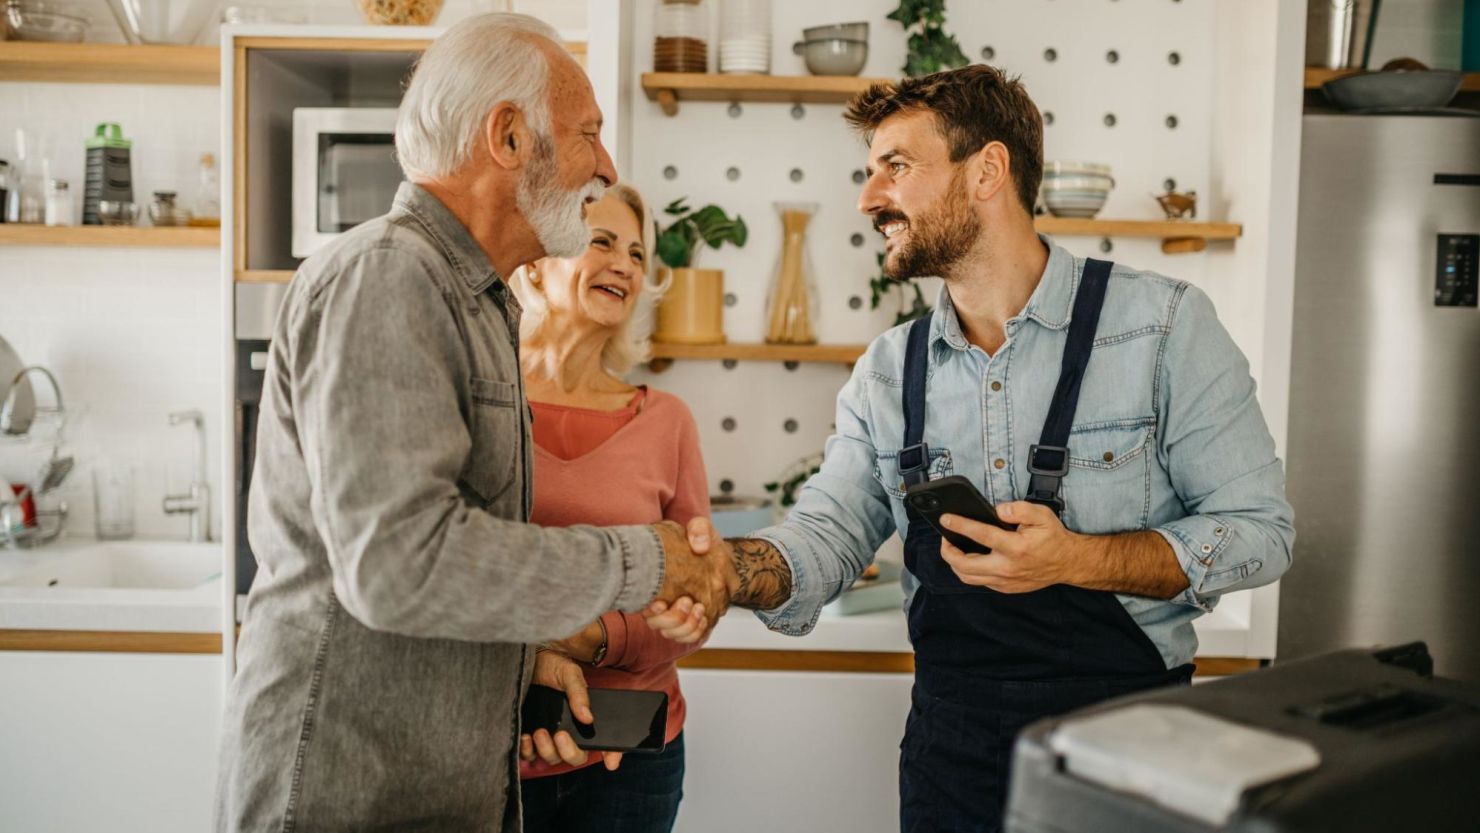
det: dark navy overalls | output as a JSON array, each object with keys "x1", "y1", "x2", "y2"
[{"x1": 895, "y1": 259, "x2": 1194, "y2": 832}]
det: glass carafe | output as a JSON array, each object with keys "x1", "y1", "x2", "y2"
[{"x1": 764, "y1": 202, "x2": 820, "y2": 344}]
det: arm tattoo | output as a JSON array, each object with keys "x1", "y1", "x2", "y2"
[{"x1": 727, "y1": 538, "x2": 793, "y2": 611}]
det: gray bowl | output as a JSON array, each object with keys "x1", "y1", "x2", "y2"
[
  {"x1": 802, "y1": 21, "x2": 868, "y2": 42},
  {"x1": 793, "y1": 38, "x2": 868, "y2": 76},
  {"x1": 1322, "y1": 70, "x2": 1464, "y2": 111}
]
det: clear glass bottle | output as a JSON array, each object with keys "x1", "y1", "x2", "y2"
[
  {"x1": 654, "y1": 0, "x2": 710, "y2": 73},
  {"x1": 44, "y1": 179, "x2": 73, "y2": 227},
  {"x1": 191, "y1": 152, "x2": 221, "y2": 227},
  {"x1": 764, "y1": 202, "x2": 820, "y2": 344}
]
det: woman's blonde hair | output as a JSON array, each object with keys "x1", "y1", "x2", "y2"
[{"x1": 510, "y1": 183, "x2": 670, "y2": 379}]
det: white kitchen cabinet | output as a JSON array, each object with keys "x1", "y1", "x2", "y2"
[
  {"x1": 0, "y1": 651, "x2": 222, "y2": 833},
  {"x1": 675, "y1": 668, "x2": 913, "y2": 833}
]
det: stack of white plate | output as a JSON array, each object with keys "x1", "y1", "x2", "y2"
[
  {"x1": 1042, "y1": 161, "x2": 1114, "y2": 219},
  {"x1": 719, "y1": 0, "x2": 771, "y2": 74}
]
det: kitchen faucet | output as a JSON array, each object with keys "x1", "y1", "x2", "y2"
[{"x1": 162, "y1": 409, "x2": 210, "y2": 542}]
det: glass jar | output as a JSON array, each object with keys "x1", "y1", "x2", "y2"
[
  {"x1": 148, "y1": 190, "x2": 192, "y2": 227},
  {"x1": 44, "y1": 179, "x2": 72, "y2": 227},
  {"x1": 191, "y1": 152, "x2": 220, "y2": 227},
  {"x1": 653, "y1": 0, "x2": 709, "y2": 73},
  {"x1": 764, "y1": 202, "x2": 820, "y2": 344},
  {"x1": 719, "y1": 0, "x2": 770, "y2": 74}
]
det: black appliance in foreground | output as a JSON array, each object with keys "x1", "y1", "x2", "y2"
[{"x1": 1007, "y1": 644, "x2": 1480, "y2": 833}]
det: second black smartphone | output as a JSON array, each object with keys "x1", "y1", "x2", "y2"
[
  {"x1": 521, "y1": 684, "x2": 669, "y2": 754},
  {"x1": 904, "y1": 475, "x2": 1017, "y2": 554}
]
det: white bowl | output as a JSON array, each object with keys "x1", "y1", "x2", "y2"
[
  {"x1": 1044, "y1": 160, "x2": 1112, "y2": 178},
  {"x1": 1042, "y1": 177, "x2": 1113, "y2": 192}
]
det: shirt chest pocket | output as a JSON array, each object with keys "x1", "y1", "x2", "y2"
[
  {"x1": 464, "y1": 377, "x2": 521, "y2": 507},
  {"x1": 1061, "y1": 421, "x2": 1154, "y2": 534},
  {"x1": 873, "y1": 447, "x2": 954, "y2": 500}
]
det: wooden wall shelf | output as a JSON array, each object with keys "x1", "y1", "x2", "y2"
[
  {"x1": 0, "y1": 42, "x2": 218, "y2": 85},
  {"x1": 235, "y1": 269, "x2": 296, "y2": 284},
  {"x1": 1303, "y1": 67, "x2": 1480, "y2": 92},
  {"x1": 1035, "y1": 217, "x2": 1241, "y2": 254},
  {"x1": 0, "y1": 224, "x2": 219, "y2": 248},
  {"x1": 642, "y1": 72, "x2": 889, "y2": 115},
  {"x1": 647, "y1": 342, "x2": 866, "y2": 372}
]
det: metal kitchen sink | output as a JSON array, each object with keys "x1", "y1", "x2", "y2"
[{"x1": 0, "y1": 541, "x2": 221, "y2": 590}]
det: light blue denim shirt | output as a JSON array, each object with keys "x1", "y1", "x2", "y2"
[{"x1": 750, "y1": 237, "x2": 1295, "y2": 669}]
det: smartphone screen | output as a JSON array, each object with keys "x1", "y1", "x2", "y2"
[{"x1": 521, "y1": 684, "x2": 669, "y2": 754}]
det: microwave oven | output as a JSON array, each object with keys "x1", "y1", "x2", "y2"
[{"x1": 291, "y1": 107, "x2": 402, "y2": 258}]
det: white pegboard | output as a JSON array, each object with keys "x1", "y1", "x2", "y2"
[{"x1": 621, "y1": 0, "x2": 1247, "y2": 499}]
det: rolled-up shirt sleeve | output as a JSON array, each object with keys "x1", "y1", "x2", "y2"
[
  {"x1": 291, "y1": 248, "x2": 662, "y2": 643},
  {"x1": 749, "y1": 361, "x2": 897, "y2": 636},
  {"x1": 1153, "y1": 285, "x2": 1295, "y2": 611}
]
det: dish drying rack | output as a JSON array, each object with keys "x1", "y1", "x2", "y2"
[{"x1": 2, "y1": 366, "x2": 72, "y2": 548}]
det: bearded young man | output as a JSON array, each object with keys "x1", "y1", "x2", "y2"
[
  {"x1": 214, "y1": 14, "x2": 733, "y2": 833},
  {"x1": 684, "y1": 64, "x2": 1295, "y2": 832}
]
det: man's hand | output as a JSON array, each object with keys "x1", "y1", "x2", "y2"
[
  {"x1": 938, "y1": 501, "x2": 1191, "y2": 598},
  {"x1": 519, "y1": 650, "x2": 623, "y2": 771},
  {"x1": 938, "y1": 501, "x2": 1083, "y2": 593},
  {"x1": 649, "y1": 518, "x2": 738, "y2": 634},
  {"x1": 546, "y1": 619, "x2": 605, "y2": 664}
]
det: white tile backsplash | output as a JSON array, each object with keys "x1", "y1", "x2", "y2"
[{"x1": 1, "y1": 80, "x2": 223, "y2": 543}]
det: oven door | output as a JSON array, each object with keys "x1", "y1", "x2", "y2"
[{"x1": 291, "y1": 107, "x2": 401, "y2": 258}]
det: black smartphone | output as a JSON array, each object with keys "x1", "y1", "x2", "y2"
[
  {"x1": 904, "y1": 475, "x2": 1017, "y2": 554},
  {"x1": 521, "y1": 684, "x2": 669, "y2": 754}
]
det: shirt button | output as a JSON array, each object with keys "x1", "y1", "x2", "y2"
[
  {"x1": 1215, "y1": 527, "x2": 1225, "y2": 536},
  {"x1": 991, "y1": 381, "x2": 1002, "y2": 392},
  {"x1": 993, "y1": 459, "x2": 1006, "y2": 470},
  {"x1": 1102, "y1": 451, "x2": 1114, "y2": 462},
  {"x1": 1201, "y1": 543, "x2": 1214, "y2": 554}
]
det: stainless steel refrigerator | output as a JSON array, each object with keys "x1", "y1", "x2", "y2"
[{"x1": 1280, "y1": 114, "x2": 1480, "y2": 681}]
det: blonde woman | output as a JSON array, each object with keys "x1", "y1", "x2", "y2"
[{"x1": 512, "y1": 183, "x2": 710, "y2": 833}]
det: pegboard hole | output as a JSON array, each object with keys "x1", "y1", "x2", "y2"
[
  {"x1": 726, "y1": 166, "x2": 741, "y2": 182},
  {"x1": 724, "y1": 292, "x2": 738, "y2": 307},
  {"x1": 852, "y1": 169, "x2": 866, "y2": 184},
  {"x1": 848, "y1": 295, "x2": 863, "y2": 310},
  {"x1": 789, "y1": 168, "x2": 804, "y2": 183},
  {"x1": 1103, "y1": 113, "x2": 1117, "y2": 128},
  {"x1": 1043, "y1": 47, "x2": 1058, "y2": 63},
  {"x1": 1168, "y1": 51, "x2": 1181, "y2": 66},
  {"x1": 1043, "y1": 111, "x2": 1055, "y2": 126},
  {"x1": 722, "y1": 359, "x2": 738, "y2": 370},
  {"x1": 850, "y1": 232, "x2": 865, "y2": 247},
  {"x1": 727, "y1": 102, "x2": 743, "y2": 118},
  {"x1": 1164, "y1": 177, "x2": 1177, "y2": 191},
  {"x1": 783, "y1": 419, "x2": 799, "y2": 433},
  {"x1": 663, "y1": 165, "x2": 678, "y2": 180},
  {"x1": 783, "y1": 361, "x2": 800, "y2": 372},
  {"x1": 980, "y1": 45, "x2": 996, "y2": 61},
  {"x1": 719, "y1": 479, "x2": 735, "y2": 494},
  {"x1": 1166, "y1": 114, "x2": 1179, "y2": 129},
  {"x1": 721, "y1": 417, "x2": 737, "y2": 432},
  {"x1": 790, "y1": 104, "x2": 806, "y2": 120},
  {"x1": 1099, "y1": 238, "x2": 1114, "y2": 254},
  {"x1": 1106, "y1": 50, "x2": 1119, "y2": 64}
]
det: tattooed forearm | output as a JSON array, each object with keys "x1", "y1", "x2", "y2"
[{"x1": 727, "y1": 538, "x2": 793, "y2": 610}]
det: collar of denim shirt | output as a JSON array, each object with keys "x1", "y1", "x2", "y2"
[
  {"x1": 930, "y1": 234, "x2": 1079, "y2": 354},
  {"x1": 391, "y1": 181, "x2": 508, "y2": 299}
]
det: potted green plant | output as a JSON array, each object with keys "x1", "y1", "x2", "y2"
[
  {"x1": 652, "y1": 198, "x2": 747, "y2": 345},
  {"x1": 887, "y1": 0, "x2": 969, "y2": 77}
]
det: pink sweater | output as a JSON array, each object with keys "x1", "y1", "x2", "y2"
[{"x1": 520, "y1": 387, "x2": 710, "y2": 779}]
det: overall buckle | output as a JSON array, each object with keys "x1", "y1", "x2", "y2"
[
  {"x1": 897, "y1": 442, "x2": 930, "y2": 488},
  {"x1": 1026, "y1": 444, "x2": 1070, "y2": 515}
]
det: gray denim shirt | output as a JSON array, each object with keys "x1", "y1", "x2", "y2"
[
  {"x1": 751, "y1": 239, "x2": 1295, "y2": 670},
  {"x1": 215, "y1": 182, "x2": 664, "y2": 833}
]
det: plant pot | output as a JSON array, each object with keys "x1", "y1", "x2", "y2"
[{"x1": 654, "y1": 267, "x2": 726, "y2": 345}]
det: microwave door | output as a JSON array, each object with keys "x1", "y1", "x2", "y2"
[{"x1": 318, "y1": 134, "x2": 402, "y2": 233}]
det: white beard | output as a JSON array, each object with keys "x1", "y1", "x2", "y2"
[{"x1": 517, "y1": 138, "x2": 604, "y2": 259}]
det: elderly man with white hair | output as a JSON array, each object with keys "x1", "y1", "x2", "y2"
[{"x1": 214, "y1": 14, "x2": 735, "y2": 833}]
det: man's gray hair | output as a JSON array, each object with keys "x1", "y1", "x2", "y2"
[{"x1": 395, "y1": 13, "x2": 562, "y2": 179}]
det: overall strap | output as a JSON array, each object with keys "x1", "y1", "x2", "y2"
[
  {"x1": 898, "y1": 315, "x2": 935, "y2": 488},
  {"x1": 1027, "y1": 258, "x2": 1114, "y2": 515}
]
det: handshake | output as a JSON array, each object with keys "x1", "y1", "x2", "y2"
[{"x1": 643, "y1": 518, "x2": 737, "y2": 643}]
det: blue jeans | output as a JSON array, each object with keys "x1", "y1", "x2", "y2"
[{"x1": 521, "y1": 732, "x2": 685, "y2": 833}]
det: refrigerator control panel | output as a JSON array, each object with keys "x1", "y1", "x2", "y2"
[{"x1": 1435, "y1": 234, "x2": 1478, "y2": 308}]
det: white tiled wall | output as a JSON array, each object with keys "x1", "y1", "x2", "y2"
[{"x1": 0, "y1": 82, "x2": 222, "y2": 542}]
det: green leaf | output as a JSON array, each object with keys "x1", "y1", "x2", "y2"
[
  {"x1": 664, "y1": 197, "x2": 690, "y2": 217},
  {"x1": 656, "y1": 231, "x2": 691, "y2": 269}
]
